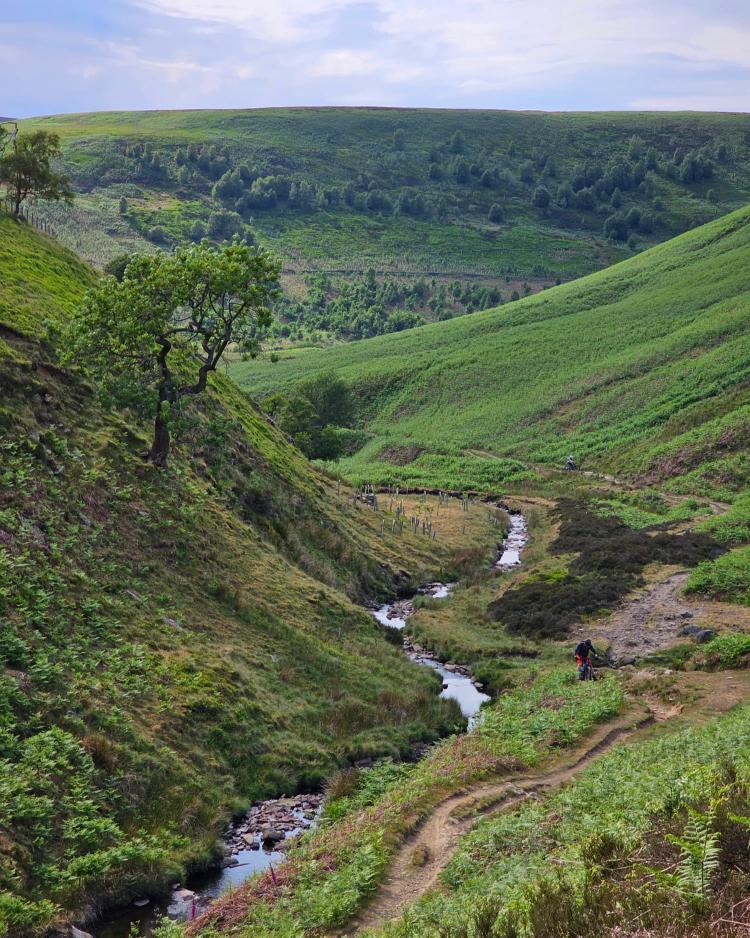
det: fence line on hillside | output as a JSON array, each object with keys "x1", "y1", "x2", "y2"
[{"x1": 1, "y1": 198, "x2": 60, "y2": 240}]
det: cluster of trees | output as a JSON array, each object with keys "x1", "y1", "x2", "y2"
[
  {"x1": 261, "y1": 373, "x2": 355, "y2": 460},
  {"x1": 272, "y1": 269, "x2": 504, "y2": 342},
  {"x1": 101, "y1": 128, "x2": 735, "y2": 257},
  {"x1": 210, "y1": 162, "x2": 443, "y2": 220},
  {"x1": 420, "y1": 131, "x2": 726, "y2": 231}
]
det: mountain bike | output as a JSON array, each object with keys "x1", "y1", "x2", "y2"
[{"x1": 578, "y1": 658, "x2": 595, "y2": 681}]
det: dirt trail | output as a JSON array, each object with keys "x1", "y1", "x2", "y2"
[
  {"x1": 336, "y1": 493, "x2": 750, "y2": 935},
  {"x1": 342, "y1": 671, "x2": 750, "y2": 935},
  {"x1": 591, "y1": 569, "x2": 750, "y2": 664},
  {"x1": 342, "y1": 708, "x2": 652, "y2": 935}
]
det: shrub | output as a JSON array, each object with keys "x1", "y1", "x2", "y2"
[
  {"x1": 532, "y1": 186, "x2": 550, "y2": 209},
  {"x1": 488, "y1": 203, "x2": 503, "y2": 223},
  {"x1": 519, "y1": 161, "x2": 535, "y2": 184},
  {"x1": 490, "y1": 503, "x2": 723, "y2": 638},
  {"x1": 147, "y1": 225, "x2": 168, "y2": 243},
  {"x1": 685, "y1": 547, "x2": 750, "y2": 605},
  {"x1": 696, "y1": 633, "x2": 750, "y2": 670},
  {"x1": 603, "y1": 213, "x2": 628, "y2": 241}
]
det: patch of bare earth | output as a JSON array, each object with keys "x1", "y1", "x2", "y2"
[{"x1": 588, "y1": 569, "x2": 750, "y2": 664}]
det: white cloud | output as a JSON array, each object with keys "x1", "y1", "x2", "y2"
[
  {"x1": 375, "y1": 0, "x2": 750, "y2": 91},
  {"x1": 132, "y1": 0, "x2": 360, "y2": 42},
  {"x1": 128, "y1": 0, "x2": 750, "y2": 100},
  {"x1": 312, "y1": 49, "x2": 380, "y2": 77},
  {"x1": 5, "y1": 1, "x2": 750, "y2": 113}
]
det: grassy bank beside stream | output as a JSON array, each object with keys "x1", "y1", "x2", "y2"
[
  {"x1": 380, "y1": 693, "x2": 750, "y2": 938},
  {"x1": 181, "y1": 667, "x2": 624, "y2": 938}
]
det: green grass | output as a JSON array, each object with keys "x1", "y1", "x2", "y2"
[
  {"x1": 697, "y1": 493, "x2": 750, "y2": 545},
  {"x1": 592, "y1": 491, "x2": 702, "y2": 529},
  {"x1": 20, "y1": 108, "x2": 750, "y2": 288},
  {"x1": 686, "y1": 547, "x2": 750, "y2": 605},
  {"x1": 234, "y1": 206, "x2": 750, "y2": 498},
  {"x1": 0, "y1": 218, "x2": 505, "y2": 935},
  {"x1": 187, "y1": 666, "x2": 623, "y2": 938},
  {"x1": 378, "y1": 701, "x2": 750, "y2": 937},
  {"x1": 696, "y1": 633, "x2": 750, "y2": 669}
]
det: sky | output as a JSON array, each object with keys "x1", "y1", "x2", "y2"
[{"x1": 2, "y1": 0, "x2": 750, "y2": 117}]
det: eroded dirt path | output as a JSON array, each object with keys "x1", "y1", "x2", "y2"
[
  {"x1": 341, "y1": 671, "x2": 750, "y2": 935},
  {"x1": 342, "y1": 707, "x2": 652, "y2": 935},
  {"x1": 591, "y1": 569, "x2": 750, "y2": 664}
]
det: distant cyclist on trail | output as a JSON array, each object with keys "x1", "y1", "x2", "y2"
[
  {"x1": 574, "y1": 639, "x2": 596, "y2": 681},
  {"x1": 565, "y1": 454, "x2": 577, "y2": 471}
]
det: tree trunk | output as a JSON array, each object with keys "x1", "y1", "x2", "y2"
[
  {"x1": 149, "y1": 405, "x2": 170, "y2": 468},
  {"x1": 12, "y1": 180, "x2": 22, "y2": 219}
]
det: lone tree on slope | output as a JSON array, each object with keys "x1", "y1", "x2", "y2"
[
  {"x1": 68, "y1": 239, "x2": 280, "y2": 468},
  {"x1": 0, "y1": 130, "x2": 73, "y2": 218}
]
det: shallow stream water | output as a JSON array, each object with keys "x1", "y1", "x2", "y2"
[{"x1": 88, "y1": 509, "x2": 527, "y2": 938}]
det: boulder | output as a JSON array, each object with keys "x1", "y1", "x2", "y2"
[
  {"x1": 693, "y1": 628, "x2": 716, "y2": 644},
  {"x1": 680, "y1": 624, "x2": 703, "y2": 637},
  {"x1": 172, "y1": 888, "x2": 197, "y2": 901},
  {"x1": 261, "y1": 827, "x2": 284, "y2": 845},
  {"x1": 71, "y1": 928, "x2": 94, "y2": 938}
]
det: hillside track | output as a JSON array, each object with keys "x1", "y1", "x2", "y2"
[
  {"x1": 340, "y1": 707, "x2": 654, "y2": 935},
  {"x1": 341, "y1": 667, "x2": 750, "y2": 935},
  {"x1": 594, "y1": 570, "x2": 750, "y2": 663}
]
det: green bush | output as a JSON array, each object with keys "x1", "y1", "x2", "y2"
[
  {"x1": 697, "y1": 632, "x2": 750, "y2": 669},
  {"x1": 697, "y1": 494, "x2": 750, "y2": 546},
  {"x1": 686, "y1": 547, "x2": 750, "y2": 605}
]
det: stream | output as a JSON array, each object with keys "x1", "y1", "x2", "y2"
[{"x1": 86, "y1": 508, "x2": 527, "y2": 938}]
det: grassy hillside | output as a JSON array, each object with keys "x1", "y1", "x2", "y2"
[
  {"x1": 0, "y1": 217, "x2": 501, "y2": 935},
  {"x1": 20, "y1": 108, "x2": 750, "y2": 341},
  {"x1": 234, "y1": 205, "x2": 750, "y2": 499}
]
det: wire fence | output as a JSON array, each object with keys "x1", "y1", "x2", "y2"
[{"x1": 1, "y1": 197, "x2": 60, "y2": 239}]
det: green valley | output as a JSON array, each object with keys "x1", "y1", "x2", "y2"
[
  {"x1": 235, "y1": 205, "x2": 750, "y2": 500},
  {"x1": 18, "y1": 108, "x2": 750, "y2": 343},
  {"x1": 0, "y1": 218, "x2": 505, "y2": 936},
  {"x1": 3, "y1": 103, "x2": 750, "y2": 938}
]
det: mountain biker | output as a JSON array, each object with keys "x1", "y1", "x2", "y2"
[
  {"x1": 574, "y1": 639, "x2": 596, "y2": 680},
  {"x1": 565, "y1": 454, "x2": 577, "y2": 471}
]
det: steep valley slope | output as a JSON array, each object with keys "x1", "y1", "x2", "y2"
[{"x1": 0, "y1": 217, "x2": 497, "y2": 935}]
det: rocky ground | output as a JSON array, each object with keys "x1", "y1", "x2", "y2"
[
  {"x1": 591, "y1": 570, "x2": 750, "y2": 664},
  {"x1": 223, "y1": 793, "x2": 324, "y2": 858}
]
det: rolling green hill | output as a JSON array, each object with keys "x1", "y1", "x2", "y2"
[
  {"x1": 21, "y1": 108, "x2": 750, "y2": 342},
  {"x1": 0, "y1": 218, "x2": 501, "y2": 935},
  {"x1": 233, "y1": 205, "x2": 750, "y2": 498}
]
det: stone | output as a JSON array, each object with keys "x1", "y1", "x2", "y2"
[
  {"x1": 133, "y1": 898, "x2": 150, "y2": 907},
  {"x1": 242, "y1": 833, "x2": 255, "y2": 845},
  {"x1": 222, "y1": 856, "x2": 240, "y2": 867},
  {"x1": 680, "y1": 624, "x2": 703, "y2": 636},
  {"x1": 71, "y1": 928, "x2": 94, "y2": 938},
  {"x1": 693, "y1": 628, "x2": 716, "y2": 644},
  {"x1": 172, "y1": 888, "x2": 197, "y2": 901},
  {"x1": 261, "y1": 827, "x2": 284, "y2": 845}
]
